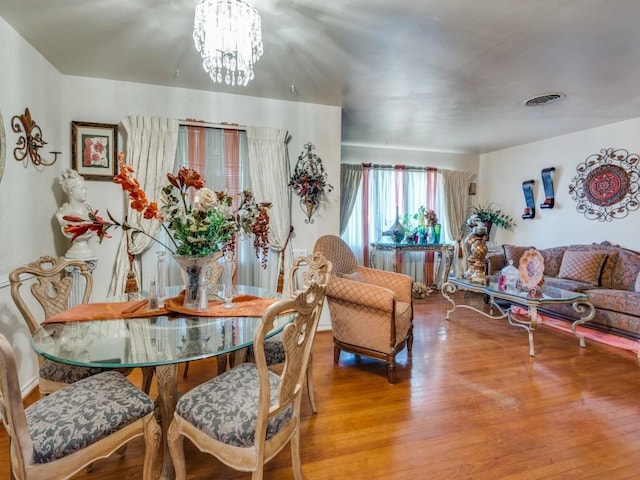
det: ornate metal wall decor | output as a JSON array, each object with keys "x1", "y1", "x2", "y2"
[
  {"x1": 11, "y1": 108, "x2": 60, "y2": 167},
  {"x1": 288, "y1": 142, "x2": 333, "y2": 223},
  {"x1": 568, "y1": 147, "x2": 640, "y2": 221}
]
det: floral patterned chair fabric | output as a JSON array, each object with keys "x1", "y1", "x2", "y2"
[
  {"x1": 0, "y1": 333, "x2": 160, "y2": 480},
  {"x1": 8, "y1": 256, "x2": 144, "y2": 395},
  {"x1": 313, "y1": 235, "x2": 414, "y2": 383},
  {"x1": 168, "y1": 282, "x2": 326, "y2": 480}
]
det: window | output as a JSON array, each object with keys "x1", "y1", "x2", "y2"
[{"x1": 342, "y1": 165, "x2": 446, "y2": 284}]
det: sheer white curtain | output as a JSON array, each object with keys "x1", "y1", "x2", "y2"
[
  {"x1": 246, "y1": 127, "x2": 292, "y2": 291},
  {"x1": 108, "y1": 116, "x2": 179, "y2": 296}
]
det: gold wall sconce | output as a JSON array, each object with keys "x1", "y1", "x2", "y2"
[{"x1": 11, "y1": 108, "x2": 60, "y2": 167}]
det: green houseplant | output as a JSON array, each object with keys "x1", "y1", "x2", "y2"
[{"x1": 469, "y1": 203, "x2": 516, "y2": 232}]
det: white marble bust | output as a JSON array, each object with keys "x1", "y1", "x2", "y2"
[{"x1": 55, "y1": 169, "x2": 95, "y2": 259}]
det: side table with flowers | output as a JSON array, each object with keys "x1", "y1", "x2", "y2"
[
  {"x1": 62, "y1": 155, "x2": 271, "y2": 311},
  {"x1": 288, "y1": 142, "x2": 333, "y2": 223}
]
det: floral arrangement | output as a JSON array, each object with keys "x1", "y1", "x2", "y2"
[
  {"x1": 62, "y1": 155, "x2": 272, "y2": 267},
  {"x1": 469, "y1": 203, "x2": 516, "y2": 231},
  {"x1": 411, "y1": 281, "x2": 432, "y2": 299},
  {"x1": 288, "y1": 142, "x2": 333, "y2": 222}
]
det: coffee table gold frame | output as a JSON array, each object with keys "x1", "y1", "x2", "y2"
[{"x1": 442, "y1": 277, "x2": 595, "y2": 356}]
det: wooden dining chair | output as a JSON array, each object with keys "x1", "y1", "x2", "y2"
[
  {"x1": 168, "y1": 282, "x2": 326, "y2": 480},
  {"x1": 9, "y1": 255, "x2": 153, "y2": 395},
  {"x1": 0, "y1": 332, "x2": 161, "y2": 480},
  {"x1": 248, "y1": 251, "x2": 332, "y2": 413}
]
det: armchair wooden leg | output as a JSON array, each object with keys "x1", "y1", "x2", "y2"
[
  {"x1": 333, "y1": 345, "x2": 341, "y2": 364},
  {"x1": 386, "y1": 359, "x2": 397, "y2": 384}
]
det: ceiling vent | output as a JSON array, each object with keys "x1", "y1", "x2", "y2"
[{"x1": 523, "y1": 93, "x2": 566, "y2": 107}]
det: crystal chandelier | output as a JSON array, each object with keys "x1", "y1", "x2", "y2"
[{"x1": 193, "y1": 0, "x2": 263, "y2": 87}]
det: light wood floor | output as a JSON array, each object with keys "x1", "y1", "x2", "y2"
[{"x1": 3, "y1": 292, "x2": 640, "y2": 479}]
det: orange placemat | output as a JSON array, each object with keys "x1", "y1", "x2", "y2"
[
  {"x1": 164, "y1": 292, "x2": 279, "y2": 317},
  {"x1": 43, "y1": 300, "x2": 169, "y2": 324}
]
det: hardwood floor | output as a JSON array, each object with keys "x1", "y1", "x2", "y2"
[{"x1": 3, "y1": 292, "x2": 640, "y2": 479}]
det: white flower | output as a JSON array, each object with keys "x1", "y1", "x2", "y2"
[{"x1": 193, "y1": 188, "x2": 217, "y2": 212}]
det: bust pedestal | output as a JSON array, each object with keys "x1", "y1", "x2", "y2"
[{"x1": 64, "y1": 257, "x2": 98, "y2": 307}]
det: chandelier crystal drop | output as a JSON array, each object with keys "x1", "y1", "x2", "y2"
[{"x1": 193, "y1": 0, "x2": 263, "y2": 87}]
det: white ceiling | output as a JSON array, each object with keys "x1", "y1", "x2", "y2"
[{"x1": 3, "y1": 0, "x2": 640, "y2": 154}]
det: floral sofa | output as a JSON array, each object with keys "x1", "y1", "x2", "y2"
[{"x1": 486, "y1": 242, "x2": 640, "y2": 340}]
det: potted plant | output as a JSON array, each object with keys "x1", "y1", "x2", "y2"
[{"x1": 469, "y1": 203, "x2": 516, "y2": 234}]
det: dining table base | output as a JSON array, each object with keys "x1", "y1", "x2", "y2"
[{"x1": 154, "y1": 363, "x2": 179, "y2": 480}]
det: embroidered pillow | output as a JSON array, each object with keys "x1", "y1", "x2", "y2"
[
  {"x1": 557, "y1": 251, "x2": 606, "y2": 286},
  {"x1": 341, "y1": 271, "x2": 364, "y2": 282}
]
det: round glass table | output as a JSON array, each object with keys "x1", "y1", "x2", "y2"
[{"x1": 31, "y1": 285, "x2": 291, "y2": 480}]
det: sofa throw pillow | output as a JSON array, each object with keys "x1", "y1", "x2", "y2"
[
  {"x1": 503, "y1": 245, "x2": 533, "y2": 269},
  {"x1": 557, "y1": 251, "x2": 607, "y2": 286},
  {"x1": 340, "y1": 271, "x2": 364, "y2": 282}
]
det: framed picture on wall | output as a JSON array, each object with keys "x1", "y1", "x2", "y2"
[{"x1": 71, "y1": 121, "x2": 118, "y2": 180}]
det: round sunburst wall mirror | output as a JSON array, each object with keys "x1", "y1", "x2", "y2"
[{"x1": 568, "y1": 147, "x2": 640, "y2": 221}]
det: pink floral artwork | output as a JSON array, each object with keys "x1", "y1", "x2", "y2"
[{"x1": 82, "y1": 135, "x2": 109, "y2": 168}]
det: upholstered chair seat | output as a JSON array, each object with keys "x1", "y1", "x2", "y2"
[
  {"x1": 175, "y1": 363, "x2": 293, "y2": 448},
  {"x1": 26, "y1": 371, "x2": 155, "y2": 464},
  {"x1": 38, "y1": 360, "x2": 106, "y2": 385}
]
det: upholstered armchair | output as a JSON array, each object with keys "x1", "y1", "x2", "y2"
[{"x1": 313, "y1": 235, "x2": 413, "y2": 383}]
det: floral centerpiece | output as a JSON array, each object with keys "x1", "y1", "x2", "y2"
[
  {"x1": 469, "y1": 203, "x2": 516, "y2": 232},
  {"x1": 288, "y1": 142, "x2": 333, "y2": 223},
  {"x1": 62, "y1": 155, "x2": 271, "y2": 309}
]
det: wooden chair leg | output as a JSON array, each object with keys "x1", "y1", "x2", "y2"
[
  {"x1": 141, "y1": 367, "x2": 154, "y2": 394},
  {"x1": 333, "y1": 345, "x2": 341, "y2": 364},
  {"x1": 306, "y1": 357, "x2": 317, "y2": 414},
  {"x1": 182, "y1": 362, "x2": 190, "y2": 379}
]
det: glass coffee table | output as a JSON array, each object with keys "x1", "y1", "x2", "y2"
[{"x1": 442, "y1": 276, "x2": 595, "y2": 356}]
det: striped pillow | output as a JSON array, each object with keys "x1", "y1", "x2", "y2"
[{"x1": 558, "y1": 251, "x2": 606, "y2": 286}]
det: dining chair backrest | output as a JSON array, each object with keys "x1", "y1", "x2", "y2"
[
  {"x1": 9, "y1": 256, "x2": 93, "y2": 334},
  {"x1": 254, "y1": 282, "x2": 326, "y2": 420},
  {"x1": 287, "y1": 251, "x2": 333, "y2": 295}
]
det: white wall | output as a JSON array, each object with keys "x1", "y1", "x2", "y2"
[
  {"x1": 478, "y1": 118, "x2": 640, "y2": 251},
  {"x1": 0, "y1": 18, "x2": 66, "y2": 394}
]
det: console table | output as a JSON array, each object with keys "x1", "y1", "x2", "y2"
[{"x1": 369, "y1": 242, "x2": 454, "y2": 288}]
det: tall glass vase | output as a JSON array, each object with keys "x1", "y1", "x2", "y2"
[
  {"x1": 219, "y1": 249, "x2": 236, "y2": 309},
  {"x1": 173, "y1": 253, "x2": 215, "y2": 311}
]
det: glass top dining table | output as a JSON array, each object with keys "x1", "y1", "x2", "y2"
[
  {"x1": 31, "y1": 284, "x2": 292, "y2": 480},
  {"x1": 31, "y1": 285, "x2": 290, "y2": 369}
]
